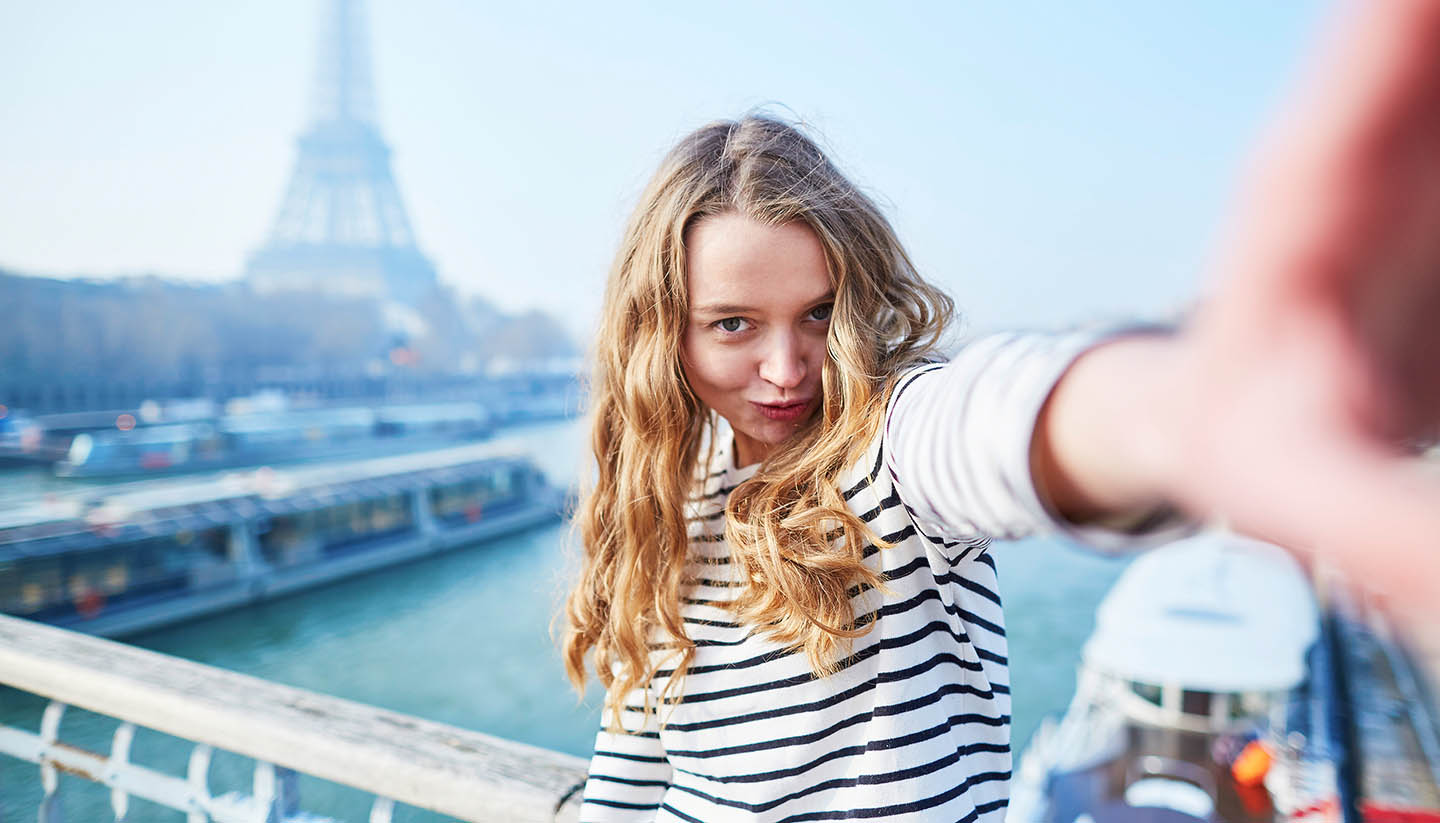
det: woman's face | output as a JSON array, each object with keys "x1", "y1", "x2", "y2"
[{"x1": 681, "y1": 213, "x2": 833, "y2": 467}]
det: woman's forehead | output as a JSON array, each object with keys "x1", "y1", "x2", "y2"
[{"x1": 685, "y1": 214, "x2": 831, "y2": 312}]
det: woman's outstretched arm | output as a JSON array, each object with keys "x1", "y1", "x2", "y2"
[{"x1": 1032, "y1": 0, "x2": 1440, "y2": 629}]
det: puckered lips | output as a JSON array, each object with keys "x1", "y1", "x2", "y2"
[{"x1": 751, "y1": 399, "x2": 813, "y2": 422}]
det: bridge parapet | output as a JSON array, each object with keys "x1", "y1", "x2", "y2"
[{"x1": 0, "y1": 614, "x2": 588, "y2": 822}]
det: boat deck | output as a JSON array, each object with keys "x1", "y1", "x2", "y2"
[{"x1": 1043, "y1": 725, "x2": 1274, "y2": 823}]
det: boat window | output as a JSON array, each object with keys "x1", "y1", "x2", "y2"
[
  {"x1": 349, "y1": 503, "x2": 369, "y2": 533},
  {"x1": 1229, "y1": 694, "x2": 1251, "y2": 721},
  {"x1": 95, "y1": 538, "x2": 190, "y2": 603},
  {"x1": 369, "y1": 497, "x2": 390, "y2": 530},
  {"x1": 1231, "y1": 691, "x2": 1269, "y2": 720},
  {"x1": 432, "y1": 480, "x2": 488, "y2": 519},
  {"x1": 319, "y1": 504, "x2": 341, "y2": 535},
  {"x1": 0, "y1": 558, "x2": 62, "y2": 614},
  {"x1": 101, "y1": 556, "x2": 129, "y2": 594},
  {"x1": 368, "y1": 494, "x2": 409, "y2": 530},
  {"x1": 1181, "y1": 689, "x2": 1212, "y2": 717},
  {"x1": 0, "y1": 561, "x2": 16, "y2": 610},
  {"x1": 260, "y1": 515, "x2": 302, "y2": 562},
  {"x1": 1130, "y1": 681, "x2": 1164, "y2": 706},
  {"x1": 168, "y1": 529, "x2": 224, "y2": 560},
  {"x1": 68, "y1": 549, "x2": 130, "y2": 599},
  {"x1": 204, "y1": 528, "x2": 228, "y2": 560}
]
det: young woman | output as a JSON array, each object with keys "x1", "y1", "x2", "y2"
[{"x1": 563, "y1": 3, "x2": 1440, "y2": 820}]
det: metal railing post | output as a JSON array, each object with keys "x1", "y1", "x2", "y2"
[
  {"x1": 38, "y1": 701, "x2": 66, "y2": 823},
  {"x1": 109, "y1": 722, "x2": 136, "y2": 821}
]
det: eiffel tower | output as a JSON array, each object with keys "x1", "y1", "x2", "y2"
[{"x1": 245, "y1": 0, "x2": 438, "y2": 305}]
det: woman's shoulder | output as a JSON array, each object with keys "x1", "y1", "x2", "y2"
[
  {"x1": 884, "y1": 359, "x2": 950, "y2": 419},
  {"x1": 835, "y1": 382, "x2": 994, "y2": 567},
  {"x1": 830, "y1": 359, "x2": 947, "y2": 493}
]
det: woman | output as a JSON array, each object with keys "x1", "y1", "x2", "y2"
[{"x1": 564, "y1": 3, "x2": 1440, "y2": 820}]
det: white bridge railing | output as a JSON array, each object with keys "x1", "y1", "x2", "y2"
[{"x1": 0, "y1": 614, "x2": 589, "y2": 822}]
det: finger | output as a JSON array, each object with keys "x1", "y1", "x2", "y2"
[
  {"x1": 1284, "y1": 0, "x2": 1440, "y2": 174},
  {"x1": 1227, "y1": 444, "x2": 1440, "y2": 632},
  {"x1": 1313, "y1": 456, "x2": 1440, "y2": 632},
  {"x1": 1219, "y1": 0, "x2": 1440, "y2": 300}
]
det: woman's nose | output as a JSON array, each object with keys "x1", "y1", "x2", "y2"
[{"x1": 758, "y1": 333, "x2": 807, "y2": 389}]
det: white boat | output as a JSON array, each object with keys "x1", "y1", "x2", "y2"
[{"x1": 1008, "y1": 534, "x2": 1320, "y2": 823}]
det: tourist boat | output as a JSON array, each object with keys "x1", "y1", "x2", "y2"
[
  {"x1": 1007, "y1": 533, "x2": 1440, "y2": 823},
  {"x1": 52, "y1": 402, "x2": 497, "y2": 478},
  {"x1": 0, "y1": 442, "x2": 564, "y2": 637}
]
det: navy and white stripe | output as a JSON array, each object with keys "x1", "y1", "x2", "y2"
[{"x1": 581, "y1": 331, "x2": 1148, "y2": 822}]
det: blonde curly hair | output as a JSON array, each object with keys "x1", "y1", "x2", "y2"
[{"x1": 563, "y1": 114, "x2": 954, "y2": 729}]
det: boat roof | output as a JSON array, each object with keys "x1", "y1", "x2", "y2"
[
  {"x1": 376, "y1": 402, "x2": 488, "y2": 422},
  {"x1": 219, "y1": 407, "x2": 376, "y2": 432},
  {"x1": 1083, "y1": 533, "x2": 1318, "y2": 692},
  {"x1": 0, "y1": 440, "x2": 535, "y2": 559},
  {"x1": 79, "y1": 422, "x2": 216, "y2": 445}
]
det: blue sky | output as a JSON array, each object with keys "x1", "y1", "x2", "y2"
[{"x1": 0, "y1": 2, "x2": 1324, "y2": 338}]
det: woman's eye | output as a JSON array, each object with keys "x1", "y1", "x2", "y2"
[
  {"x1": 716, "y1": 317, "x2": 747, "y2": 333},
  {"x1": 808, "y1": 304, "x2": 833, "y2": 322}
]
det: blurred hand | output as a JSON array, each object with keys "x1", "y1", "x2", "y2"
[{"x1": 1171, "y1": 0, "x2": 1440, "y2": 629}]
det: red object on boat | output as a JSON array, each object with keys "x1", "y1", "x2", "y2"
[
  {"x1": 1231, "y1": 741, "x2": 1272, "y2": 786},
  {"x1": 76, "y1": 589, "x2": 105, "y2": 619},
  {"x1": 1361, "y1": 806, "x2": 1440, "y2": 823},
  {"x1": 139, "y1": 451, "x2": 172, "y2": 469}
]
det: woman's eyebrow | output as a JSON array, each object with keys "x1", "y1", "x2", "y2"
[
  {"x1": 691, "y1": 293, "x2": 834, "y2": 316},
  {"x1": 692, "y1": 302, "x2": 755, "y2": 315}
]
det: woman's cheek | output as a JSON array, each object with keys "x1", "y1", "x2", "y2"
[{"x1": 717, "y1": 347, "x2": 759, "y2": 391}]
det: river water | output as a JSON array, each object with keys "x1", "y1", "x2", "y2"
[{"x1": 0, "y1": 418, "x2": 1131, "y2": 820}]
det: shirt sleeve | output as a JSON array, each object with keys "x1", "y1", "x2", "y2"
[
  {"x1": 578, "y1": 687, "x2": 673, "y2": 822},
  {"x1": 884, "y1": 328, "x2": 1194, "y2": 551}
]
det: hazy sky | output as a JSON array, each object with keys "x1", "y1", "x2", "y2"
[{"x1": 0, "y1": 2, "x2": 1324, "y2": 338}]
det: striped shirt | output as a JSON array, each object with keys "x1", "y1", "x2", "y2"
[{"x1": 580, "y1": 331, "x2": 1172, "y2": 822}]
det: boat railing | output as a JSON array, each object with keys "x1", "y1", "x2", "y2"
[{"x1": 0, "y1": 614, "x2": 589, "y2": 822}]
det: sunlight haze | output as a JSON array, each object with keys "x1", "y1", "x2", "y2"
[{"x1": 0, "y1": 2, "x2": 1323, "y2": 338}]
